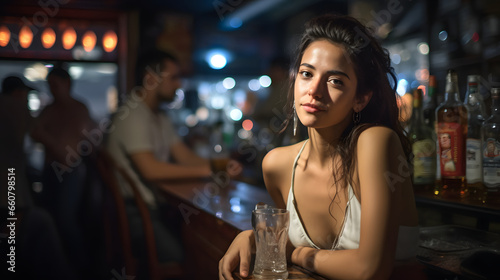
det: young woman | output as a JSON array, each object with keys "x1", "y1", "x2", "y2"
[{"x1": 219, "y1": 14, "x2": 420, "y2": 280}]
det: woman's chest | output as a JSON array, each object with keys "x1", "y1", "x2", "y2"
[{"x1": 292, "y1": 172, "x2": 350, "y2": 249}]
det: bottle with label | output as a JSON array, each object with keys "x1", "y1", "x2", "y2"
[
  {"x1": 464, "y1": 75, "x2": 488, "y2": 203},
  {"x1": 435, "y1": 69, "x2": 468, "y2": 199},
  {"x1": 409, "y1": 88, "x2": 436, "y2": 192},
  {"x1": 482, "y1": 87, "x2": 500, "y2": 202}
]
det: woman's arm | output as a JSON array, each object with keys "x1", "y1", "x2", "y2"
[
  {"x1": 292, "y1": 127, "x2": 406, "y2": 280},
  {"x1": 219, "y1": 147, "x2": 291, "y2": 280},
  {"x1": 261, "y1": 147, "x2": 288, "y2": 208}
]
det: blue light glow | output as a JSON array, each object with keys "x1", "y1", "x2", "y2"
[
  {"x1": 438, "y1": 31, "x2": 448, "y2": 41},
  {"x1": 223, "y1": 77, "x2": 236, "y2": 89},
  {"x1": 229, "y1": 18, "x2": 242, "y2": 29},
  {"x1": 396, "y1": 79, "x2": 408, "y2": 97},
  {"x1": 391, "y1": 53, "x2": 401, "y2": 65},
  {"x1": 248, "y1": 79, "x2": 261, "y2": 91},
  {"x1": 206, "y1": 49, "x2": 230, "y2": 70},
  {"x1": 259, "y1": 75, "x2": 272, "y2": 87},
  {"x1": 210, "y1": 54, "x2": 226, "y2": 69},
  {"x1": 230, "y1": 108, "x2": 243, "y2": 121}
]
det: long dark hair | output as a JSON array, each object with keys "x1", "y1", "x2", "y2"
[{"x1": 283, "y1": 14, "x2": 411, "y2": 209}]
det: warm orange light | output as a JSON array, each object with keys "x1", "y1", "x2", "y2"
[
  {"x1": 41, "y1": 27, "x2": 56, "y2": 49},
  {"x1": 242, "y1": 119, "x2": 253, "y2": 131},
  {"x1": 19, "y1": 26, "x2": 33, "y2": 48},
  {"x1": 102, "y1": 30, "x2": 117, "y2": 52},
  {"x1": 418, "y1": 85, "x2": 426, "y2": 98},
  {"x1": 82, "y1": 30, "x2": 96, "y2": 52},
  {"x1": 0, "y1": 26, "x2": 10, "y2": 47},
  {"x1": 62, "y1": 27, "x2": 77, "y2": 50},
  {"x1": 415, "y1": 68, "x2": 430, "y2": 81}
]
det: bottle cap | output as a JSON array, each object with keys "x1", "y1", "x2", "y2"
[
  {"x1": 467, "y1": 75, "x2": 480, "y2": 84},
  {"x1": 491, "y1": 87, "x2": 500, "y2": 98},
  {"x1": 446, "y1": 69, "x2": 458, "y2": 82},
  {"x1": 445, "y1": 69, "x2": 458, "y2": 93}
]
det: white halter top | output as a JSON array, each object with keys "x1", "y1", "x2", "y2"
[{"x1": 286, "y1": 140, "x2": 419, "y2": 260}]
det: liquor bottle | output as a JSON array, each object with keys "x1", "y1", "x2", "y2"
[
  {"x1": 435, "y1": 69, "x2": 468, "y2": 199},
  {"x1": 464, "y1": 75, "x2": 488, "y2": 203},
  {"x1": 423, "y1": 75, "x2": 437, "y2": 127},
  {"x1": 429, "y1": 75, "x2": 442, "y2": 189},
  {"x1": 409, "y1": 88, "x2": 436, "y2": 192},
  {"x1": 482, "y1": 88, "x2": 500, "y2": 201}
]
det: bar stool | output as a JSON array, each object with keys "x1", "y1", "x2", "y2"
[{"x1": 96, "y1": 149, "x2": 184, "y2": 280}]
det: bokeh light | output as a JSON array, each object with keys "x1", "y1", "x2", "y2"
[
  {"x1": 417, "y1": 42, "x2": 429, "y2": 55},
  {"x1": 103, "y1": 30, "x2": 117, "y2": 52},
  {"x1": 82, "y1": 30, "x2": 96, "y2": 52},
  {"x1": 223, "y1": 77, "x2": 236, "y2": 89},
  {"x1": 62, "y1": 27, "x2": 77, "y2": 50},
  {"x1": 259, "y1": 75, "x2": 272, "y2": 87},
  {"x1": 230, "y1": 108, "x2": 243, "y2": 121},
  {"x1": 19, "y1": 26, "x2": 33, "y2": 49},
  {"x1": 242, "y1": 119, "x2": 253, "y2": 131},
  {"x1": 209, "y1": 54, "x2": 227, "y2": 69},
  {"x1": 0, "y1": 25, "x2": 11, "y2": 47},
  {"x1": 248, "y1": 79, "x2": 261, "y2": 91},
  {"x1": 41, "y1": 27, "x2": 56, "y2": 49}
]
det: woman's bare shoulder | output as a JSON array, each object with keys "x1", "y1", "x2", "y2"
[
  {"x1": 356, "y1": 126, "x2": 407, "y2": 178},
  {"x1": 357, "y1": 126, "x2": 400, "y2": 149},
  {"x1": 262, "y1": 141, "x2": 304, "y2": 180},
  {"x1": 263, "y1": 141, "x2": 306, "y2": 172},
  {"x1": 262, "y1": 141, "x2": 306, "y2": 205}
]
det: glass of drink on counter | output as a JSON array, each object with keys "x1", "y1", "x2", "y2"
[{"x1": 252, "y1": 207, "x2": 290, "y2": 279}]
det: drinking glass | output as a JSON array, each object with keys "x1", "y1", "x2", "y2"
[{"x1": 252, "y1": 207, "x2": 290, "y2": 279}]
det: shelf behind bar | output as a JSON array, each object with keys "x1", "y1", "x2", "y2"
[{"x1": 415, "y1": 190, "x2": 500, "y2": 230}]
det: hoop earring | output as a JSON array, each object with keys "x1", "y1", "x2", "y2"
[
  {"x1": 353, "y1": 111, "x2": 361, "y2": 125},
  {"x1": 293, "y1": 103, "x2": 298, "y2": 136}
]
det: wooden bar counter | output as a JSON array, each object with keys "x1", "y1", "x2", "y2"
[
  {"x1": 157, "y1": 177, "x2": 500, "y2": 279},
  {"x1": 157, "y1": 177, "x2": 325, "y2": 280}
]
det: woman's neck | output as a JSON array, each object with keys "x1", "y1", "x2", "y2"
[{"x1": 307, "y1": 127, "x2": 343, "y2": 167}]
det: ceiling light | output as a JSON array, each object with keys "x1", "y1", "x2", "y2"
[
  {"x1": 102, "y1": 30, "x2": 117, "y2": 52},
  {"x1": 82, "y1": 30, "x2": 96, "y2": 52},
  {"x1": 41, "y1": 27, "x2": 56, "y2": 49},
  {"x1": 62, "y1": 27, "x2": 77, "y2": 50},
  {"x1": 0, "y1": 25, "x2": 11, "y2": 47},
  {"x1": 19, "y1": 26, "x2": 33, "y2": 48}
]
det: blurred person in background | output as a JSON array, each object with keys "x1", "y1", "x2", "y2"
[
  {"x1": 106, "y1": 50, "x2": 212, "y2": 266},
  {"x1": 0, "y1": 76, "x2": 35, "y2": 210},
  {"x1": 31, "y1": 67, "x2": 95, "y2": 277},
  {"x1": 0, "y1": 75, "x2": 75, "y2": 280}
]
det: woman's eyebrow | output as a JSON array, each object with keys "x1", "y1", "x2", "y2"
[{"x1": 299, "y1": 63, "x2": 350, "y2": 80}]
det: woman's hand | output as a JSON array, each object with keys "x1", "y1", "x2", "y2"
[{"x1": 219, "y1": 230, "x2": 255, "y2": 280}]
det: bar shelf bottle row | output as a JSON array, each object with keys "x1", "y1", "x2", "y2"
[{"x1": 409, "y1": 70, "x2": 500, "y2": 205}]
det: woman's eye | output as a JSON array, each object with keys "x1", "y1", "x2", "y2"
[
  {"x1": 329, "y1": 79, "x2": 343, "y2": 86},
  {"x1": 299, "y1": 71, "x2": 312, "y2": 78}
]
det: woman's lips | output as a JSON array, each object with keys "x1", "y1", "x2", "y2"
[{"x1": 302, "y1": 103, "x2": 326, "y2": 113}]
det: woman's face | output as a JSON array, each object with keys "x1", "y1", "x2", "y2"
[{"x1": 294, "y1": 39, "x2": 359, "y2": 131}]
